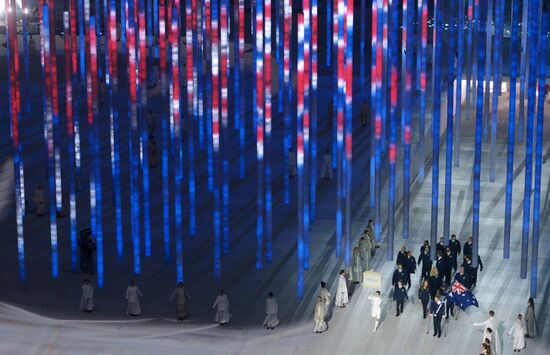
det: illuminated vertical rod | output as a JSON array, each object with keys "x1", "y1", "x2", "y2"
[
  {"x1": 518, "y1": 0, "x2": 529, "y2": 142},
  {"x1": 310, "y1": 0, "x2": 318, "y2": 221},
  {"x1": 454, "y1": 0, "x2": 465, "y2": 168},
  {"x1": 186, "y1": 0, "x2": 197, "y2": 237},
  {"x1": 296, "y1": 12, "x2": 305, "y2": 298},
  {"x1": 344, "y1": 0, "x2": 354, "y2": 265},
  {"x1": 503, "y1": 0, "x2": 520, "y2": 259},
  {"x1": 489, "y1": 0, "x2": 503, "y2": 182},
  {"x1": 443, "y1": 0, "x2": 456, "y2": 244},
  {"x1": 360, "y1": 0, "x2": 366, "y2": 101},
  {"x1": 400, "y1": 0, "x2": 407, "y2": 143},
  {"x1": 234, "y1": 0, "x2": 241, "y2": 130},
  {"x1": 520, "y1": 0, "x2": 539, "y2": 278},
  {"x1": 21, "y1": 0, "x2": 30, "y2": 113},
  {"x1": 40, "y1": 1, "x2": 59, "y2": 278},
  {"x1": 63, "y1": 11, "x2": 78, "y2": 271},
  {"x1": 211, "y1": 0, "x2": 222, "y2": 278},
  {"x1": 531, "y1": 5, "x2": 548, "y2": 297},
  {"x1": 374, "y1": 0, "x2": 383, "y2": 242},
  {"x1": 108, "y1": 0, "x2": 123, "y2": 260},
  {"x1": 79, "y1": 0, "x2": 86, "y2": 81},
  {"x1": 283, "y1": 0, "x2": 291, "y2": 204},
  {"x1": 335, "y1": 0, "x2": 345, "y2": 257},
  {"x1": 369, "y1": 0, "x2": 377, "y2": 209},
  {"x1": 239, "y1": 0, "x2": 246, "y2": 179},
  {"x1": 265, "y1": 0, "x2": 273, "y2": 262},
  {"x1": 127, "y1": 0, "x2": 141, "y2": 273},
  {"x1": 159, "y1": 0, "x2": 171, "y2": 263},
  {"x1": 402, "y1": 0, "x2": 413, "y2": 239},
  {"x1": 89, "y1": 13, "x2": 104, "y2": 287},
  {"x1": 429, "y1": 0, "x2": 442, "y2": 260},
  {"x1": 331, "y1": 0, "x2": 338, "y2": 169},
  {"x1": 8, "y1": 0, "x2": 25, "y2": 280},
  {"x1": 326, "y1": 0, "x2": 331, "y2": 66},
  {"x1": 254, "y1": 0, "x2": 265, "y2": 269},
  {"x1": 138, "y1": 0, "x2": 152, "y2": 257},
  {"x1": 482, "y1": 0, "x2": 493, "y2": 144},
  {"x1": 70, "y1": 0, "x2": 81, "y2": 177},
  {"x1": 387, "y1": 0, "x2": 397, "y2": 260},
  {"x1": 221, "y1": 0, "x2": 230, "y2": 252},
  {"x1": 380, "y1": 0, "x2": 388, "y2": 152},
  {"x1": 463, "y1": 0, "x2": 474, "y2": 127},
  {"x1": 472, "y1": 0, "x2": 488, "y2": 269},
  {"x1": 277, "y1": 0, "x2": 284, "y2": 114},
  {"x1": 171, "y1": 1, "x2": 184, "y2": 282},
  {"x1": 47, "y1": 0, "x2": 62, "y2": 215},
  {"x1": 303, "y1": 0, "x2": 311, "y2": 268},
  {"x1": 418, "y1": 0, "x2": 427, "y2": 184}
]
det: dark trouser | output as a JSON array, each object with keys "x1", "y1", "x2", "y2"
[
  {"x1": 433, "y1": 315, "x2": 442, "y2": 336},
  {"x1": 471, "y1": 270, "x2": 478, "y2": 288},
  {"x1": 421, "y1": 299, "x2": 429, "y2": 318},
  {"x1": 396, "y1": 300, "x2": 404, "y2": 315},
  {"x1": 444, "y1": 272, "x2": 452, "y2": 286},
  {"x1": 446, "y1": 301, "x2": 454, "y2": 317},
  {"x1": 421, "y1": 266, "x2": 430, "y2": 280}
]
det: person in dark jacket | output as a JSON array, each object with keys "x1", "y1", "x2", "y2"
[
  {"x1": 466, "y1": 254, "x2": 483, "y2": 289},
  {"x1": 428, "y1": 267, "x2": 442, "y2": 300},
  {"x1": 418, "y1": 280, "x2": 431, "y2": 319},
  {"x1": 435, "y1": 251, "x2": 448, "y2": 283},
  {"x1": 393, "y1": 281, "x2": 409, "y2": 316},
  {"x1": 436, "y1": 237, "x2": 447, "y2": 254},
  {"x1": 396, "y1": 245, "x2": 408, "y2": 267},
  {"x1": 419, "y1": 240, "x2": 430, "y2": 256},
  {"x1": 449, "y1": 234, "x2": 461, "y2": 257},
  {"x1": 454, "y1": 266, "x2": 471, "y2": 289},
  {"x1": 445, "y1": 247, "x2": 457, "y2": 283},
  {"x1": 440, "y1": 284, "x2": 454, "y2": 318},
  {"x1": 431, "y1": 295, "x2": 445, "y2": 338},
  {"x1": 463, "y1": 236, "x2": 473, "y2": 259},
  {"x1": 404, "y1": 251, "x2": 416, "y2": 290},
  {"x1": 418, "y1": 245, "x2": 432, "y2": 280},
  {"x1": 392, "y1": 264, "x2": 407, "y2": 287}
]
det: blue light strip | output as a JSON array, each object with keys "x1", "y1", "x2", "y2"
[
  {"x1": 22, "y1": 0, "x2": 30, "y2": 113},
  {"x1": 374, "y1": 0, "x2": 383, "y2": 243},
  {"x1": 504, "y1": 0, "x2": 520, "y2": 260},
  {"x1": 402, "y1": 0, "x2": 413, "y2": 239},
  {"x1": 369, "y1": 0, "x2": 376, "y2": 209},
  {"x1": 429, "y1": 0, "x2": 442, "y2": 260},
  {"x1": 265, "y1": 0, "x2": 273, "y2": 262},
  {"x1": 283, "y1": 0, "x2": 291, "y2": 204},
  {"x1": 187, "y1": 0, "x2": 197, "y2": 238},
  {"x1": 387, "y1": 0, "x2": 397, "y2": 260},
  {"x1": 531, "y1": 6, "x2": 548, "y2": 298},
  {"x1": 344, "y1": 0, "x2": 354, "y2": 265},
  {"x1": 518, "y1": 0, "x2": 529, "y2": 142},
  {"x1": 303, "y1": 0, "x2": 311, "y2": 269},
  {"x1": 254, "y1": 0, "x2": 264, "y2": 270},
  {"x1": 310, "y1": 0, "x2": 318, "y2": 222},
  {"x1": 277, "y1": 2, "x2": 284, "y2": 115},
  {"x1": 120, "y1": 0, "x2": 126, "y2": 56},
  {"x1": 221, "y1": 0, "x2": 230, "y2": 254},
  {"x1": 360, "y1": 0, "x2": 365, "y2": 102},
  {"x1": 335, "y1": 0, "x2": 345, "y2": 257},
  {"x1": 41, "y1": 2, "x2": 59, "y2": 278},
  {"x1": 418, "y1": 0, "x2": 427, "y2": 185},
  {"x1": 443, "y1": 0, "x2": 456, "y2": 244},
  {"x1": 454, "y1": 0, "x2": 464, "y2": 168},
  {"x1": 472, "y1": 0, "x2": 488, "y2": 269},
  {"x1": 489, "y1": 0, "x2": 503, "y2": 182},
  {"x1": 520, "y1": 0, "x2": 539, "y2": 279},
  {"x1": 296, "y1": 12, "x2": 305, "y2": 298},
  {"x1": 326, "y1": 0, "x2": 331, "y2": 66},
  {"x1": 79, "y1": 0, "x2": 86, "y2": 82}
]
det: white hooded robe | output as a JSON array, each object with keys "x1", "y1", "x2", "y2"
[
  {"x1": 263, "y1": 297, "x2": 280, "y2": 328},
  {"x1": 334, "y1": 274, "x2": 349, "y2": 307}
]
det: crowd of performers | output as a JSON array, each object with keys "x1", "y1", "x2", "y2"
[{"x1": 74, "y1": 221, "x2": 538, "y2": 352}]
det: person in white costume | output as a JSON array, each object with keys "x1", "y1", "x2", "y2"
[
  {"x1": 319, "y1": 281, "x2": 331, "y2": 319},
  {"x1": 212, "y1": 289, "x2": 231, "y2": 325},
  {"x1": 125, "y1": 281, "x2": 143, "y2": 316},
  {"x1": 508, "y1": 314, "x2": 526, "y2": 352},
  {"x1": 321, "y1": 149, "x2": 332, "y2": 179},
  {"x1": 169, "y1": 282, "x2": 191, "y2": 320},
  {"x1": 263, "y1": 292, "x2": 279, "y2": 329},
  {"x1": 314, "y1": 296, "x2": 328, "y2": 333},
  {"x1": 334, "y1": 269, "x2": 349, "y2": 308},
  {"x1": 473, "y1": 310, "x2": 500, "y2": 355},
  {"x1": 368, "y1": 291, "x2": 382, "y2": 332},
  {"x1": 79, "y1": 279, "x2": 94, "y2": 313}
]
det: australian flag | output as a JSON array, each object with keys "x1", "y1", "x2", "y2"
[{"x1": 447, "y1": 281, "x2": 479, "y2": 310}]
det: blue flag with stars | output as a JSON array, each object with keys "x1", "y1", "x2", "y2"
[{"x1": 447, "y1": 281, "x2": 479, "y2": 310}]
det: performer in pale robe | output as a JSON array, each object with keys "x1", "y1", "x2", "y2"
[
  {"x1": 359, "y1": 236, "x2": 371, "y2": 271},
  {"x1": 314, "y1": 296, "x2": 328, "y2": 333},
  {"x1": 169, "y1": 282, "x2": 191, "y2": 320},
  {"x1": 321, "y1": 149, "x2": 332, "y2": 179},
  {"x1": 79, "y1": 279, "x2": 94, "y2": 312},
  {"x1": 368, "y1": 291, "x2": 382, "y2": 332},
  {"x1": 507, "y1": 314, "x2": 525, "y2": 352},
  {"x1": 319, "y1": 281, "x2": 331, "y2": 319},
  {"x1": 263, "y1": 292, "x2": 279, "y2": 329},
  {"x1": 125, "y1": 281, "x2": 143, "y2": 316},
  {"x1": 473, "y1": 310, "x2": 500, "y2": 355},
  {"x1": 351, "y1": 247, "x2": 362, "y2": 282},
  {"x1": 524, "y1": 298, "x2": 537, "y2": 338},
  {"x1": 212, "y1": 289, "x2": 231, "y2": 325},
  {"x1": 334, "y1": 270, "x2": 349, "y2": 308}
]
